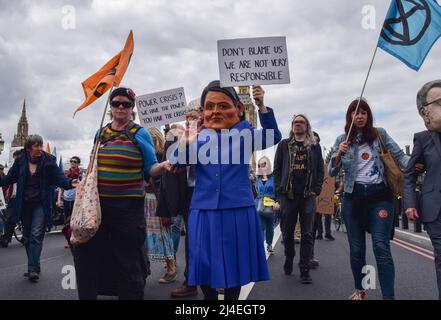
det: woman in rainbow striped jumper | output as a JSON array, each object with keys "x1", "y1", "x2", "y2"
[{"x1": 74, "y1": 87, "x2": 172, "y2": 300}]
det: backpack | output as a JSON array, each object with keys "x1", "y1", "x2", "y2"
[{"x1": 98, "y1": 121, "x2": 143, "y2": 148}]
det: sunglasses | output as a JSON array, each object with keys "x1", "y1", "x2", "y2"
[
  {"x1": 294, "y1": 120, "x2": 306, "y2": 125},
  {"x1": 110, "y1": 100, "x2": 133, "y2": 108},
  {"x1": 70, "y1": 160, "x2": 78, "y2": 164}
]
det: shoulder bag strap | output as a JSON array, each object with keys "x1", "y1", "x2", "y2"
[{"x1": 377, "y1": 128, "x2": 387, "y2": 154}]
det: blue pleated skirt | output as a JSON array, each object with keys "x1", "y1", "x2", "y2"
[{"x1": 187, "y1": 206, "x2": 270, "y2": 289}]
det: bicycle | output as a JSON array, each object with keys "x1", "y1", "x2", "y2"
[
  {"x1": 0, "y1": 208, "x2": 25, "y2": 245},
  {"x1": 333, "y1": 194, "x2": 344, "y2": 232}
]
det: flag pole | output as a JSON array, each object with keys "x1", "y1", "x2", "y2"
[
  {"x1": 345, "y1": 45, "x2": 379, "y2": 143},
  {"x1": 87, "y1": 85, "x2": 115, "y2": 174}
]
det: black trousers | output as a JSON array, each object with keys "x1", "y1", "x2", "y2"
[
  {"x1": 63, "y1": 200, "x2": 74, "y2": 223},
  {"x1": 200, "y1": 285, "x2": 241, "y2": 300},
  {"x1": 424, "y1": 210, "x2": 441, "y2": 300},
  {"x1": 183, "y1": 187, "x2": 194, "y2": 286},
  {"x1": 280, "y1": 194, "x2": 316, "y2": 270},
  {"x1": 311, "y1": 213, "x2": 332, "y2": 257},
  {"x1": 314, "y1": 213, "x2": 332, "y2": 237},
  {"x1": 73, "y1": 198, "x2": 148, "y2": 300}
]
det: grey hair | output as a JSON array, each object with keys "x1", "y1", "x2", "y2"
[
  {"x1": 289, "y1": 114, "x2": 317, "y2": 148},
  {"x1": 417, "y1": 80, "x2": 441, "y2": 112},
  {"x1": 25, "y1": 134, "x2": 43, "y2": 150},
  {"x1": 186, "y1": 98, "x2": 202, "y2": 113},
  {"x1": 257, "y1": 155, "x2": 273, "y2": 176}
]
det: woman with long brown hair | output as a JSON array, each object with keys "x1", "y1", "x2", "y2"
[{"x1": 329, "y1": 98, "x2": 409, "y2": 300}]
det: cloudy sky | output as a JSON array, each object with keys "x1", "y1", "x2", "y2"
[{"x1": 0, "y1": 0, "x2": 439, "y2": 167}]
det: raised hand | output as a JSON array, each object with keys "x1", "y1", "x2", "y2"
[
  {"x1": 252, "y1": 85, "x2": 265, "y2": 108},
  {"x1": 338, "y1": 141, "x2": 350, "y2": 155}
]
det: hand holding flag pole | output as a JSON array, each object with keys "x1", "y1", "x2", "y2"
[{"x1": 74, "y1": 30, "x2": 134, "y2": 174}]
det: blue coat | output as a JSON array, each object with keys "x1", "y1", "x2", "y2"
[
  {"x1": 255, "y1": 176, "x2": 276, "y2": 200},
  {"x1": 255, "y1": 176, "x2": 276, "y2": 210},
  {"x1": 0, "y1": 150, "x2": 73, "y2": 226},
  {"x1": 171, "y1": 108, "x2": 281, "y2": 210}
]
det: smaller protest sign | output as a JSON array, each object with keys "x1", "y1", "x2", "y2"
[
  {"x1": 317, "y1": 169, "x2": 335, "y2": 215},
  {"x1": 136, "y1": 87, "x2": 187, "y2": 128}
]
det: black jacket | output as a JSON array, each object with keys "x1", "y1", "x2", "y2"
[
  {"x1": 0, "y1": 150, "x2": 72, "y2": 226},
  {"x1": 156, "y1": 140, "x2": 192, "y2": 218},
  {"x1": 403, "y1": 130, "x2": 441, "y2": 223},
  {"x1": 273, "y1": 138, "x2": 324, "y2": 200}
]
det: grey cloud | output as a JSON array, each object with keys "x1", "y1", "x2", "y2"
[{"x1": 0, "y1": 0, "x2": 440, "y2": 165}]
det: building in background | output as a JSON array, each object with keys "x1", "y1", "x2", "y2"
[
  {"x1": 238, "y1": 86, "x2": 257, "y2": 171},
  {"x1": 8, "y1": 99, "x2": 28, "y2": 167}
]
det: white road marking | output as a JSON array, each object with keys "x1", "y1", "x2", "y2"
[
  {"x1": 238, "y1": 224, "x2": 282, "y2": 300},
  {"x1": 394, "y1": 229, "x2": 430, "y2": 241}
]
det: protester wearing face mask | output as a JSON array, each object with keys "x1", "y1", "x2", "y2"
[
  {"x1": 255, "y1": 156, "x2": 279, "y2": 255},
  {"x1": 404, "y1": 80, "x2": 441, "y2": 300},
  {"x1": 170, "y1": 80, "x2": 281, "y2": 300}
]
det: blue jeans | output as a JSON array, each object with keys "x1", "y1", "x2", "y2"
[
  {"x1": 171, "y1": 215, "x2": 183, "y2": 256},
  {"x1": 342, "y1": 183, "x2": 395, "y2": 300},
  {"x1": 259, "y1": 214, "x2": 275, "y2": 246},
  {"x1": 21, "y1": 203, "x2": 46, "y2": 273}
]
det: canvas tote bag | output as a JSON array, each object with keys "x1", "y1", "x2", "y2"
[
  {"x1": 70, "y1": 147, "x2": 101, "y2": 245},
  {"x1": 377, "y1": 130, "x2": 404, "y2": 197}
]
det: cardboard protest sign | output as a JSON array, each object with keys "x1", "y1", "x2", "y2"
[
  {"x1": 0, "y1": 189, "x2": 6, "y2": 210},
  {"x1": 136, "y1": 87, "x2": 187, "y2": 128},
  {"x1": 316, "y1": 169, "x2": 335, "y2": 215},
  {"x1": 218, "y1": 36, "x2": 290, "y2": 87}
]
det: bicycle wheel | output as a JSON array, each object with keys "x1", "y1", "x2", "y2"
[
  {"x1": 0, "y1": 210, "x2": 6, "y2": 237},
  {"x1": 14, "y1": 224, "x2": 25, "y2": 245},
  {"x1": 334, "y1": 207, "x2": 342, "y2": 231},
  {"x1": 0, "y1": 209, "x2": 6, "y2": 223}
]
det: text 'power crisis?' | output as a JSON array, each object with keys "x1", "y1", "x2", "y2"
[
  {"x1": 218, "y1": 36, "x2": 291, "y2": 87},
  {"x1": 136, "y1": 87, "x2": 187, "y2": 128}
]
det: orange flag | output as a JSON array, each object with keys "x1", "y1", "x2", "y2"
[{"x1": 74, "y1": 30, "x2": 134, "y2": 115}]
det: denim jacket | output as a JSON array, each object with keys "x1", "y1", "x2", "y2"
[
  {"x1": 255, "y1": 176, "x2": 276, "y2": 204},
  {"x1": 328, "y1": 127, "x2": 409, "y2": 194}
]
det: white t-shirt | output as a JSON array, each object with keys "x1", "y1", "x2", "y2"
[{"x1": 355, "y1": 143, "x2": 383, "y2": 184}]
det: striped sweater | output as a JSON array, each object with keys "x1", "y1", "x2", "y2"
[{"x1": 97, "y1": 126, "x2": 145, "y2": 198}]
